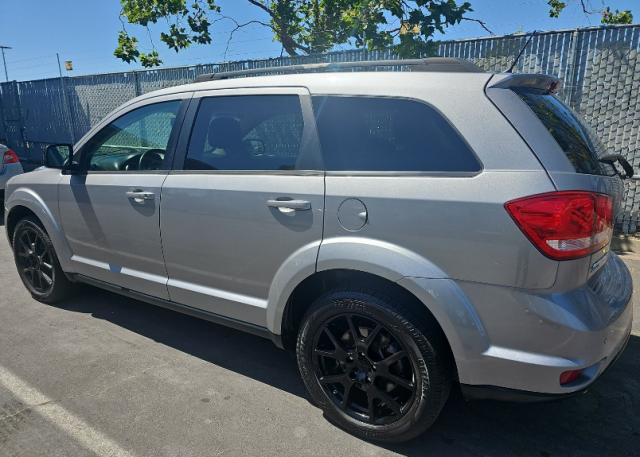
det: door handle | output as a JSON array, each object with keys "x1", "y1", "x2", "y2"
[
  {"x1": 266, "y1": 199, "x2": 311, "y2": 212},
  {"x1": 126, "y1": 190, "x2": 155, "y2": 203}
]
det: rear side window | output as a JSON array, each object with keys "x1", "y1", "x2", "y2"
[
  {"x1": 185, "y1": 95, "x2": 304, "y2": 171},
  {"x1": 312, "y1": 96, "x2": 481, "y2": 172},
  {"x1": 515, "y1": 90, "x2": 609, "y2": 176}
]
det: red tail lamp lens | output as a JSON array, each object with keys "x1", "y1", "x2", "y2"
[
  {"x1": 505, "y1": 191, "x2": 613, "y2": 260},
  {"x1": 2, "y1": 149, "x2": 19, "y2": 164}
]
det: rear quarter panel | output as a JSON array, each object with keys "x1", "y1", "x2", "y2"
[{"x1": 316, "y1": 74, "x2": 559, "y2": 288}]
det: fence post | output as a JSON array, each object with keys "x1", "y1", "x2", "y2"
[
  {"x1": 0, "y1": 83, "x2": 6, "y2": 143},
  {"x1": 133, "y1": 70, "x2": 141, "y2": 97},
  {"x1": 57, "y1": 54, "x2": 76, "y2": 144},
  {"x1": 58, "y1": 76, "x2": 75, "y2": 144},
  {"x1": 565, "y1": 29, "x2": 583, "y2": 109}
]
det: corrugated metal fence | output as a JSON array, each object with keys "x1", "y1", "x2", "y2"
[
  {"x1": 440, "y1": 25, "x2": 640, "y2": 233},
  {"x1": 0, "y1": 24, "x2": 639, "y2": 232}
]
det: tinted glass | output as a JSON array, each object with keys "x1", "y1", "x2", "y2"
[
  {"x1": 83, "y1": 101, "x2": 180, "y2": 171},
  {"x1": 516, "y1": 89, "x2": 611, "y2": 176},
  {"x1": 312, "y1": 96, "x2": 480, "y2": 172},
  {"x1": 185, "y1": 95, "x2": 304, "y2": 171}
]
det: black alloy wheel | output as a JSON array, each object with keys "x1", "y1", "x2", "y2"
[
  {"x1": 297, "y1": 290, "x2": 452, "y2": 443},
  {"x1": 15, "y1": 224, "x2": 56, "y2": 294},
  {"x1": 312, "y1": 313, "x2": 417, "y2": 425},
  {"x1": 12, "y1": 217, "x2": 75, "y2": 303}
]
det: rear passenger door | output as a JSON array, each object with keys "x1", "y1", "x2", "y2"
[{"x1": 160, "y1": 88, "x2": 323, "y2": 327}]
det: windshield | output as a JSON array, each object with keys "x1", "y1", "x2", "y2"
[{"x1": 515, "y1": 89, "x2": 613, "y2": 176}]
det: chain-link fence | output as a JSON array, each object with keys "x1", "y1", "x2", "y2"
[
  {"x1": 440, "y1": 25, "x2": 640, "y2": 233},
  {"x1": 0, "y1": 24, "x2": 639, "y2": 231}
]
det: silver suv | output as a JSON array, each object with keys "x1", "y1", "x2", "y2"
[{"x1": 5, "y1": 59, "x2": 633, "y2": 443}]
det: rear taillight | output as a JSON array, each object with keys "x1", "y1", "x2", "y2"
[
  {"x1": 505, "y1": 191, "x2": 613, "y2": 261},
  {"x1": 2, "y1": 148, "x2": 20, "y2": 164}
]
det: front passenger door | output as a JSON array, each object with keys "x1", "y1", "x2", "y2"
[{"x1": 58, "y1": 96, "x2": 189, "y2": 299}]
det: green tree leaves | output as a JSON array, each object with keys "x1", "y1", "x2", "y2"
[
  {"x1": 547, "y1": 0, "x2": 567, "y2": 18},
  {"x1": 114, "y1": 31, "x2": 140, "y2": 63},
  {"x1": 115, "y1": 0, "x2": 635, "y2": 68},
  {"x1": 116, "y1": 0, "x2": 476, "y2": 64},
  {"x1": 601, "y1": 7, "x2": 633, "y2": 25},
  {"x1": 547, "y1": 0, "x2": 632, "y2": 24}
]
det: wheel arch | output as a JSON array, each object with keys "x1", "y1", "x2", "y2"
[
  {"x1": 266, "y1": 236, "x2": 449, "y2": 337},
  {"x1": 268, "y1": 237, "x2": 490, "y2": 384},
  {"x1": 5, "y1": 189, "x2": 73, "y2": 271},
  {"x1": 6, "y1": 205, "x2": 39, "y2": 244},
  {"x1": 278, "y1": 269, "x2": 466, "y2": 380}
]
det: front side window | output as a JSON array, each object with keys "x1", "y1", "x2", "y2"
[
  {"x1": 515, "y1": 89, "x2": 611, "y2": 176},
  {"x1": 81, "y1": 100, "x2": 181, "y2": 172},
  {"x1": 312, "y1": 96, "x2": 481, "y2": 172},
  {"x1": 185, "y1": 95, "x2": 304, "y2": 171}
]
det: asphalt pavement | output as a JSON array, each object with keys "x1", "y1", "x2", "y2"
[{"x1": 0, "y1": 230, "x2": 638, "y2": 457}]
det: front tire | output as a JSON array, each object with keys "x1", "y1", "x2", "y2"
[
  {"x1": 296, "y1": 289, "x2": 452, "y2": 443},
  {"x1": 12, "y1": 217, "x2": 76, "y2": 303}
]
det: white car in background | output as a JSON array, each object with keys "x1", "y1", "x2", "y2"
[{"x1": 0, "y1": 144, "x2": 24, "y2": 202}]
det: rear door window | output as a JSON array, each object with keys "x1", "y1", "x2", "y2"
[
  {"x1": 185, "y1": 95, "x2": 304, "y2": 171},
  {"x1": 515, "y1": 89, "x2": 611, "y2": 176},
  {"x1": 312, "y1": 96, "x2": 481, "y2": 173}
]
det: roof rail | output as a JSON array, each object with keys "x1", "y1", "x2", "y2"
[{"x1": 194, "y1": 57, "x2": 483, "y2": 82}]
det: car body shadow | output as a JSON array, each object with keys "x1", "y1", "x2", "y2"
[{"x1": 55, "y1": 287, "x2": 639, "y2": 456}]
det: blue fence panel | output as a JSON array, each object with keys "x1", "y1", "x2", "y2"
[{"x1": 1, "y1": 24, "x2": 639, "y2": 231}]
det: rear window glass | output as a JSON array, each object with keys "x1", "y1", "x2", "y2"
[
  {"x1": 515, "y1": 89, "x2": 611, "y2": 176},
  {"x1": 312, "y1": 96, "x2": 481, "y2": 172}
]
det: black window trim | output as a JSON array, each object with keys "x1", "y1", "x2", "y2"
[
  {"x1": 312, "y1": 93, "x2": 484, "y2": 177},
  {"x1": 171, "y1": 91, "x2": 323, "y2": 175},
  {"x1": 73, "y1": 97, "x2": 190, "y2": 175}
]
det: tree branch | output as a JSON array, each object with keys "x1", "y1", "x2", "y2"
[
  {"x1": 146, "y1": 25, "x2": 157, "y2": 50},
  {"x1": 579, "y1": 0, "x2": 596, "y2": 15},
  {"x1": 245, "y1": 0, "x2": 310, "y2": 55},
  {"x1": 219, "y1": 16, "x2": 271, "y2": 60},
  {"x1": 461, "y1": 17, "x2": 494, "y2": 35},
  {"x1": 246, "y1": 0, "x2": 274, "y2": 17}
]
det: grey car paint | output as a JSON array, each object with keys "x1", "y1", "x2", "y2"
[
  {"x1": 58, "y1": 172, "x2": 171, "y2": 298},
  {"x1": 4, "y1": 70, "x2": 633, "y2": 398},
  {"x1": 161, "y1": 87, "x2": 324, "y2": 327},
  {"x1": 56, "y1": 92, "x2": 191, "y2": 299}
]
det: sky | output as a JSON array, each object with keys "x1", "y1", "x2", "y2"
[{"x1": 1, "y1": 0, "x2": 638, "y2": 82}]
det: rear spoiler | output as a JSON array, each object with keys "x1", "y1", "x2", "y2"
[{"x1": 488, "y1": 74, "x2": 562, "y2": 94}]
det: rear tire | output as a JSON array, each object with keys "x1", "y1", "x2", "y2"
[
  {"x1": 12, "y1": 217, "x2": 76, "y2": 303},
  {"x1": 296, "y1": 289, "x2": 452, "y2": 443}
]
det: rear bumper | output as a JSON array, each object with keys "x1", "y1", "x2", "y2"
[
  {"x1": 402, "y1": 252, "x2": 633, "y2": 397},
  {"x1": 460, "y1": 323, "x2": 631, "y2": 402}
]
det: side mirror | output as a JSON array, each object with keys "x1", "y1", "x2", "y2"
[{"x1": 44, "y1": 144, "x2": 72, "y2": 169}]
